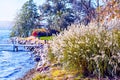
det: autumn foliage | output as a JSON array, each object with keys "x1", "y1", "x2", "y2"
[
  {"x1": 32, "y1": 28, "x2": 59, "y2": 37},
  {"x1": 98, "y1": 0, "x2": 120, "y2": 23}
]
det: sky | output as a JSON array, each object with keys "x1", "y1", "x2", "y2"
[{"x1": 0, "y1": 0, "x2": 45, "y2": 21}]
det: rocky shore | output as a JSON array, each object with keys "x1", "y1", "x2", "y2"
[
  {"x1": 17, "y1": 68, "x2": 36, "y2": 80},
  {"x1": 13, "y1": 36, "x2": 50, "y2": 80},
  {"x1": 14, "y1": 36, "x2": 120, "y2": 80}
]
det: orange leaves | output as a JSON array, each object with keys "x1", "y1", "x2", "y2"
[
  {"x1": 33, "y1": 28, "x2": 47, "y2": 33},
  {"x1": 97, "y1": 0, "x2": 120, "y2": 23},
  {"x1": 32, "y1": 28, "x2": 48, "y2": 37}
]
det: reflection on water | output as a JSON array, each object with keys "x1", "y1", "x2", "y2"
[{"x1": 0, "y1": 30, "x2": 35, "y2": 80}]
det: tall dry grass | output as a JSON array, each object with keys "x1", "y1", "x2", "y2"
[{"x1": 48, "y1": 19, "x2": 120, "y2": 78}]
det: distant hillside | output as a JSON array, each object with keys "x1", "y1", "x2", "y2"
[{"x1": 0, "y1": 21, "x2": 14, "y2": 30}]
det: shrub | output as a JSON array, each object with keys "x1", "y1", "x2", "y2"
[
  {"x1": 32, "y1": 74, "x2": 53, "y2": 80},
  {"x1": 32, "y1": 30, "x2": 38, "y2": 37},
  {"x1": 51, "y1": 69, "x2": 66, "y2": 77},
  {"x1": 49, "y1": 21, "x2": 120, "y2": 78},
  {"x1": 32, "y1": 28, "x2": 59, "y2": 37},
  {"x1": 49, "y1": 29, "x2": 60, "y2": 35},
  {"x1": 32, "y1": 28, "x2": 49, "y2": 37}
]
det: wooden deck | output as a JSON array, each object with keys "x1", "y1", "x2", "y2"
[
  {"x1": 0, "y1": 44, "x2": 39, "y2": 47},
  {"x1": 0, "y1": 44, "x2": 39, "y2": 51}
]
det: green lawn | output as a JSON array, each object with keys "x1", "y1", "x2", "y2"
[{"x1": 40, "y1": 36, "x2": 53, "y2": 40}]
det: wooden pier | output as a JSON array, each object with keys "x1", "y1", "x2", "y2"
[{"x1": 0, "y1": 44, "x2": 39, "y2": 51}]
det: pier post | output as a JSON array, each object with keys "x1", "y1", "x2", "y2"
[
  {"x1": 12, "y1": 37, "x2": 18, "y2": 52},
  {"x1": 13, "y1": 45, "x2": 18, "y2": 52},
  {"x1": 15, "y1": 46, "x2": 18, "y2": 52},
  {"x1": 13, "y1": 45, "x2": 15, "y2": 52}
]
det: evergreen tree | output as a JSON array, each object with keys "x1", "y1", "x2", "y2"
[{"x1": 10, "y1": 0, "x2": 39, "y2": 37}]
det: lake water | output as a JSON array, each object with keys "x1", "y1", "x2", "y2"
[{"x1": 0, "y1": 30, "x2": 35, "y2": 80}]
